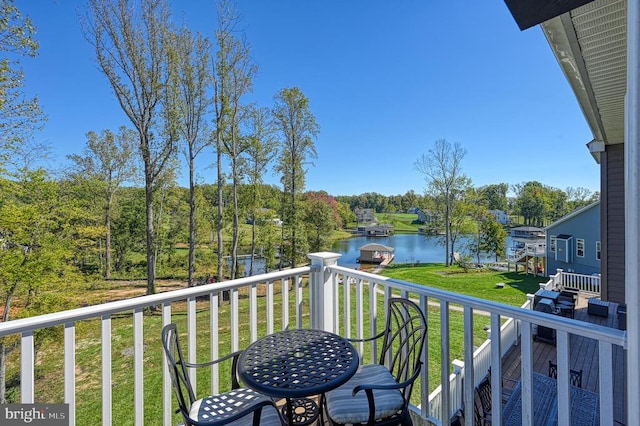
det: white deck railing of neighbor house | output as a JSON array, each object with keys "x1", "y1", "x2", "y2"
[
  {"x1": 0, "y1": 252, "x2": 626, "y2": 426},
  {"x1": 544, "y1": 268, "x2": 602, "y2": 295}
]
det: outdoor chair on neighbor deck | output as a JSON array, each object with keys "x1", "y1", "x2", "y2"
[
  {"x1": 548, "y1": 360, "x2": 583, "y2": 388},
  {"x1": 558, "y1": 290, "x2": 577, "y2": 304},
  {"x1": 321, "y1": 297, "x2": 427, "y2": 426},
  {"x1": 161, "y1": 323, "x2": 283, "y2": 426},
  {"x1": 474, "y1": 375, "x2": 493, "y2": 425}
]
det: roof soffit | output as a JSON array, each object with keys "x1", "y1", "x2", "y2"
[{"x1": 541, "y1": 0, "x2": 627, "y2": 146}]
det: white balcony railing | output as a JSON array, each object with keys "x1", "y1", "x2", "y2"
[{"x1": 0, "y1": 252, "x2": 626, "y2": 426}]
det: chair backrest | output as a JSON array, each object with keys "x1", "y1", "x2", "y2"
[
  {"x1": 377, "y1": 297, "x2": 427, "y2": 402},
  {"x1": 549, "y1": 360, "x2": 583, "y2": 387},
  {"x1": 570, "y1": 369, "x2": 583, "y2": 387},
  {"x1": 161, "y1": 323, "x2": 196, "y2": 422},
  {"x1": 476, "y1": 375, "x2": 492, "y2": 413}
]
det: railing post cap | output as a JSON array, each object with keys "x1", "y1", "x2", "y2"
[
  {"x1": 452, "y1": 359, "x2": 465, "y2": 374},
  {"x1": 307, "y1": 252, "x2": 341, "y2": 264}
]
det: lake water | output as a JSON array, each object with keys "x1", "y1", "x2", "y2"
[
  {"x1": 331, "y1": 233, "x2": 513, "y2": 269},
  {"x1": 237, "y1": 233, "x2": 513, "y2": 275}
]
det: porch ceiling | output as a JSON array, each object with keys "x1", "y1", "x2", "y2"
[{"x1": 540, "y1": 0, "x2": 627, "y2": 161}]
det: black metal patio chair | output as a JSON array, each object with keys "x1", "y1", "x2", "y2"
[
  {"x1": 474, "y1": 375, "x2": 493, "y2": 425},
  {"x1": 161, "y1": 323, "x2": 283, "y2": 426},
  {"x1": 321, "y1": 297, "x2": 427, "y2": 426},
  {"x1": 548, "y1": 360, "x2": 583, "y2": 388}
]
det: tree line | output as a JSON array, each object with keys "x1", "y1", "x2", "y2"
[{"x1": 0, "y1": 0, "x2": 600, "y2": 315}]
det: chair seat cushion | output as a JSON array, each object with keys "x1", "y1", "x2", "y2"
[
  {"x1": 325, "y1": 364, "x2": 405, "y2": 424},
  {"x1": 189, "y1": 387, "x2": 281, "y2": 425}
]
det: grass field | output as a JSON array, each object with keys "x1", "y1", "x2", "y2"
[
  {"x1": 375, "y1": 212, "x2": 422, "y2": 232},
  {"x1": 380, "y1": 263, "x2": 541, "y2": 305}
]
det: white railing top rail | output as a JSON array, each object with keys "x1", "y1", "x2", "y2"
[
  {"x1": 0, "y1": 266, "x2": 312, "y2": 338},
  {"x1": 328, "y1": 265, "x2": 625, "y2": 347}
]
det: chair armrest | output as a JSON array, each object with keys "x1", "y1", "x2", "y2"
[
  {"x1": 182, "y1": 349, "x2": 243, "y2": 369},
  {"x1": 346, "y1": 330, "x2": 386, "y2": 343},
  {"x1": 351, "y1": 363, "x2": 422, "y2": 397},
  {"x1": 183, "y1": 350, "x2": 244, "y2": 389}
]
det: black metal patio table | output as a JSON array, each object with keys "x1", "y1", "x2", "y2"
[
  {"x1": 502, "y1": 372, "x2": 600, "y2": 425},
  {"x1": 238, "y1": 328, "x2": 359, "y2": 425}
]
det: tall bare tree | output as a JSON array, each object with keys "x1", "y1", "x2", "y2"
[
  {"x1": 84, "y1": 0, "x2": 176, "y2": 294},
  {"x1": 273, "y1": 87, "x2": 319, "y2": 268},
  {"x1": 211, "y1": 0, "x2": 256, "y2": 279},
  {"x1": 168, "y1": 26, "x2": 211, "y2": 286},
  {"x1": 414, "y1": 139, "x2": 470, "y2": 266},
  {"x1": 67, "y1": 126, "x2": 137, "y2": 279}
]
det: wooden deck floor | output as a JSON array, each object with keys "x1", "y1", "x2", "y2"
[{"x1": 500, "y1": 295, "x2": 627, "y2": 425}]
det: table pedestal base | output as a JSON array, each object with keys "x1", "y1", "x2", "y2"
[{"x1": 282, "y1": 397, "x2": 319, "y2": 426}]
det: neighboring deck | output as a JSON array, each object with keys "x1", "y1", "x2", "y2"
[{"x1": 500, "y1": 295, "x2": 626, "y2": 425}]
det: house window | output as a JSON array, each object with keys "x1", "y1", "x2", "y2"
[
  {"x1": 550, "y1": 236, "x2": 556, "y2": 252},
  {"x1": 576, "y1": 239, "x2": 585, "y2": 257},
  {"x1": 596, "y1": 241, "x2": 601, "y2": 261}
]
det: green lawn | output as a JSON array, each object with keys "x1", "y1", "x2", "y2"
[
  {"x1": 380, "y1": 263, "x2": 541, "y2": 306},
  {"x1": 375, "y1": 212, "x2": 422, "y2": 232}
]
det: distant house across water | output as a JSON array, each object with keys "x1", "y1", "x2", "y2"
[
  {"x1": 415, "y1": 208, "x2": 437, "y2": 224},
  {"x1": 489, "y1": 209, "x2": 509, "y2": 225},
  {"x1": 354, "y1": 207, "x2": 375, "y2": 223},
  {"x1": 364, "y1": 224, "x2": 393, "y2": 237}
]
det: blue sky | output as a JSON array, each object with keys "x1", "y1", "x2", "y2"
[{"x1": 18, "y1": 0, "x2": 599, "y2": 197}]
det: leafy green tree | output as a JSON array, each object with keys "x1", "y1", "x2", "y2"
[
  {"x1": 0, "y1": 170, "x2": 80, "y2": 402},
  {"x1": 512, "y1": 181, "x2": 546, "y2": 226},
  {"x1": 169, "y1": 25, "x2": 211, "y2": 286},
  {"x1": 546, "y1": 187, "x2": 569, "y2": 223},
  {"x1": 243, "y1": 105, "x2": 277, "y2": 275},
  {"x1": 415, "y1": 139, "x2": 471, "y2": 266},
  {"x1": 480, "y1": 214, "x2": 507, "y2": 262},
  {"x1": 111, "y1": 187, "x2": 146, "y2": 274},
  {"x1": 303, "y1": 191, "x2": 340, "y2": 252},
  {"x1": 67, "y1": 127, "x2": 137, "y2": 279},
  {"x1": 478, "y1": 183, "x2": 509, "y2": 211},
  {"x1": 255, "y1": 212, "x2": 279, "y2": 273},
  {"x1": 401, "y1": 190, "x2": 419, "y2": 211},
  {"x1": 273, "y1": 87, "x2": 319, "y2": 267},
  {"x1": 337, "y1": 201, "x2": 356, "y2": 227},
  {"x1": 466, "y1": 188, "x2": 507, "y2": 263},
  {"x1": 84, "y1": 0, "x2": 177, "y2": 295},
  {"x1": 0, "y1": 0, "x2": 45, "y2": 168},
  {"x1": 153, "y1": 176, "x2": 188, "y2": 276}
]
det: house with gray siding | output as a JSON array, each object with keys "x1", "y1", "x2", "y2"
[
  {"x1": 354, "y1": 207, "x2": 375, "y2": 223},
  {"x1": 489, "y1": 209, "x2": 509, "y2": 225},
  {"x1": 416, "y1": 208, "x2": 437, "y2": 224},
  {"x1": 545, "y1": 201, "x2": 601, "y2": 276}
]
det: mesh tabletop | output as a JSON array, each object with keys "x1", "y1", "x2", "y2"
[
  {"x1": 239, "y1": 329, "x2": 359, "y2": 398},
  {"x1": 502, "y1": 372, "x2": 600, "y2": 425}
]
